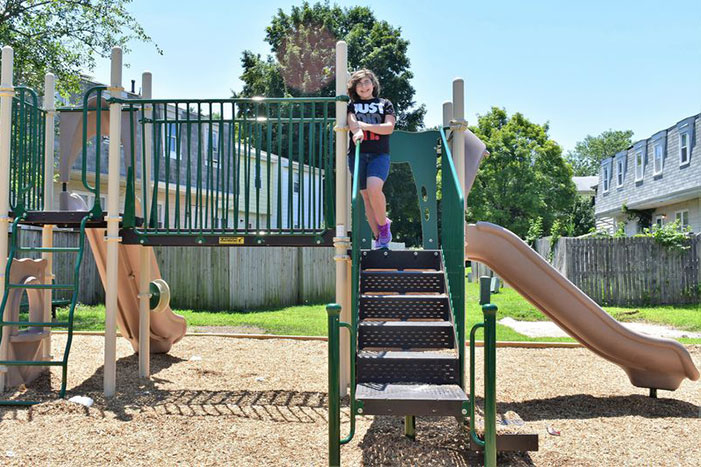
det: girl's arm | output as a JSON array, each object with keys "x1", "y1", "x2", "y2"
[
  {"x1": 358, "y1": 114, "x2": 396, "y2": 135},
  {"x1": 348, "y1": 112, "x2": 364, "y2": 142}
]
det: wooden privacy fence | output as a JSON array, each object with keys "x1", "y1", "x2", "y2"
[
  {"x1": 13, "y1": 228, "x2": 335, "y2": 310},
  {"x1": 471, "y1": 234, "x2": 701, "y2": 306}
]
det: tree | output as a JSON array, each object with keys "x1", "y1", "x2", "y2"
[
  {"x1": 0, "y1": 0, "x2": 158, "y2": 95},
  {"x1": 566, "y1": 129, "x2": 633, "y2": 176},
  {"x1": 467, "y1": 107, "x2": 577, "y2": 239},
  {"x1": 236, "y1": 2, "x2": 427, "y2": 246},
  {"x1": 570, "y1": 195, "x2": 596, "y2": 237}
]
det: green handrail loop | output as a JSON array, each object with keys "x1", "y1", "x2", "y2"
[{"x1": 81, "y1": 85, "x2": 108, "y2": 217}]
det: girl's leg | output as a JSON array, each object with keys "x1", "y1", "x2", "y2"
[
  {"x1": 361, "y1": 190, "x2": 379, "y2": 239},
  {"x1": 365, "y1": 176, "x2": 387, "y2": 226}
]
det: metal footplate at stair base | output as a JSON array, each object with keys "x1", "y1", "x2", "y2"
[{"x1": 356, "y1": 383, "x2": 468, "y2": 416}]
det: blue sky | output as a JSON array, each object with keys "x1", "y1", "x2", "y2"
[{"x1": 87, "y1": 0, "x2": 701, "y2": 153}]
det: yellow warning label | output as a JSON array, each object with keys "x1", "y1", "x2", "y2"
[{"x1": 218, "y1": 236, "x2": 245, "y2": 245}]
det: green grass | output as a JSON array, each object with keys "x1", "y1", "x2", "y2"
[{"x1": 52, "y1": 279, "x2": 701, "y2": 344}]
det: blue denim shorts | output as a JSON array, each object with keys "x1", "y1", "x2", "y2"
[{"x1": 348, "y1": 152, "x2": 391, "y2": 190}]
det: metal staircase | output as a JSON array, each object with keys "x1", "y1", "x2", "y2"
[
  {"x1": 354, "y1": 249, "x2": 468, "y2": 418},
  {"x1": 0, "y1": 212, "x2": 93, "y2": 405}
]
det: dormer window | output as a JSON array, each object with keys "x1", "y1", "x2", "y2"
[
  {"x1": 635, "y1": 150, "x2": 644, "y2": 181},
  {"x1": 615, "y1": 156, "x2": 625, "y2": 187},
  {"x1": 679, "y1": 132, "x2": 690, "y2": 166},
  {"x1": 653, "y1": 143, "x2": 664, "y2": 175},
  {"x1": 602, "y1": 161, "x2": 612, "y2": 193}
]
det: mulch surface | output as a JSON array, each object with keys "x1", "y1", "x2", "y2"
[{"x1": 0, "y1": 336, "x2": 698, "y2": 466}]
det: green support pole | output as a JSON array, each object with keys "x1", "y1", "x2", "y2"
[
  {"x1": 482, "y1": 303, "x2": 498, "y2": 467},
  {"x1": 404, "y1": 415, "x2": 416, "y2": 440},
  {"x1": 327, "y1": 303, "x2": 341, "y2": 467}
]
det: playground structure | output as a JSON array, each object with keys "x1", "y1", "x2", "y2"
[{"x1": 0, "y1": 40, "x2": 697, "y2": 467}]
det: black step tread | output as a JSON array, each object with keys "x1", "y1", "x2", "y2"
[
  {"x1": 358, "y1": 321, "x2": 455, "y2": 350},
  {"x1": 358, "y1": 350, "x2": 457, "y2": 359},
  {"x1": 361, "y1": 271, "x2": 445, "y2": 294},
  {"x1": 360, "y1": 294, "x2": 450, "y2": 321},
  {"x1": 356, "y1": 383, "x2": 467, "y2": 416},
  {"x1": 357, "y1": 351, "x2": 460, "y2": 384},
  {"x1": 360, "y1": 249, "x2": 442, "y2": 271}
]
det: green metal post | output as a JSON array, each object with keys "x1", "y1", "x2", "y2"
[
  {"x1": 404, "y1": 415, "x2": 416, "y2": 440},
  {"x1": 482, "y1": 303, "x2": 498, "y2": 467},
  {"x1": 327, "y1": 303, "x2": 341, "y2": 467}
]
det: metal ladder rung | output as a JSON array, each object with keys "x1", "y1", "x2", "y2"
[
  {"x1": 0, "y1": 321, "x2": 69, "y2": 327},
  {"x1": 7, "y1": 283, "x2": 74, "y2": 290},
  {"x1": 17, "y1": 246, "x2": 81, "y2": 253}
]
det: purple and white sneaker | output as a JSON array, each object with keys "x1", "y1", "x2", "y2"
[{"x1": 376, "y1": 219, "x2": 392, "y2": 249}]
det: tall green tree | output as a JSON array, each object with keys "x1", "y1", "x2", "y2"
[
  {"x1": 566, "y1": 129, "x2": 633, "y2": 176},
  {"x1": 0, "y1": 0, "x2": 158, "y2": 95},
  {"x1": 467, "y1": 108, "x2": 577, "y2": 239},
  {"x1": 237, "y1": 2, "x2": 427, "y2": 245}
]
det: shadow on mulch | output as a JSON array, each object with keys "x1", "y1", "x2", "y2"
[
  {"x1": 358, "y1": 416, "x2": 536, "y2": 466},
  {"x1": 499, "y1": 394, "x2": 699, "y2": 421},
  {"x1": 1, "y1": 352, "x2": 331, "y2": 424}
]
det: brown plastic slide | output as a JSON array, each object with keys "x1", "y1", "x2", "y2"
[
  {"x1": 465, "y1": 222, "x2": 699, "y2": 391},
  {"x1": 66, "y1": 195, "x2": 186, "y2": 353},
  {"x1": 458, "y1": 128, "x2": 699, "y2": 391}
]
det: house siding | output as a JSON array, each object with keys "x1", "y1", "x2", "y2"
[{"x1": 595, "y1": 114, "x2": 701, "y2": 232}]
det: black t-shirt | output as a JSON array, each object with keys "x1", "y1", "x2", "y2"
[{"x1": 347, "y1": 98, "x2": 395, "y2": 155}]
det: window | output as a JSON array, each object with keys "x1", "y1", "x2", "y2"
[
  {"x1": 293, "y1": 181, "x2": 300, "y2": 193},
  {"x1": 653, "y1": 143, "x2": 664, "y2": 175},
  {"x1": 616, "y1": 157, "x2": 625, "y2": 187},
  {"x1": 602, "y1": 163, "x2": 611, "y2": 193},
  {"x1": 165, "y1": 123, "x2": 178, "y2": 159},
  {"x1": 635, "y1": 150, "x2": 644, "y2": 181},
  {"x1": 157, "y1": 203, "x2": 164, "y2": 228},
  {"x1": 675, "y1": 210, "x2": 689, "y2": 229},
  {"x1": 203, "y1": 124, "x2": 220, "y2": 168},
  {"x1": 655, "y1": 215, "x2": 665, "y2": 229},
  {"x1": 679, "y1": 132, "x2": 690, "y2": 166}
]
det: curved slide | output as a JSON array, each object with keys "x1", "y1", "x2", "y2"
[
  {"x1": 67, "y1": 195, "x2": 186, "y2": 353},
  {"x1": 465, "y1": 222, "x2": 699, "y2": 391}
]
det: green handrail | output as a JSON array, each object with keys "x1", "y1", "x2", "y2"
[
  {"x1": 438, "y1": 127, "x2": 466, "y2": 387},
  {"x1": 81, "y1": 85, "x2": 108, "y2": 217}
]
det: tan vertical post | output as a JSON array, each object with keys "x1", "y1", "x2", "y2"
[
  {"x1": 452, "y1": 79, "x2": 466, "y2": 203},
  {"x1": 0, "y1": 46, "x2": 14, "y2": 391},
  {"x1": 138, "y1": 72, "x2": 152, "y2": 378},
  {"x1": 42, "y1": 73, "x2": 56, "y2": 361},
  {"x1": 442, "y1": 102, "x2": 453, "y2": 133},
  {"x1": 104, "y1": 47, "x2": 123, "y2": 397},
  {"x1": 334, "y1": 41, "x2": 351, "y2": 394}
]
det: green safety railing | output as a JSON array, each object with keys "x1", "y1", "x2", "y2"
[
  {"x1": 97, "y1": 96, "x2": 337, "y2": 239},
  {"x1": 438, "y1": 127, "x2": 466, "y2": 386},
  {"x1": 9, "y1": 86, "x2": 47, "y2": 216},
  {"x1": 469, "y1": 276, "x2": 498, "y2": 466},
  {"x1": 81, "y1": 86, "x2": 108, "y2": 218}
]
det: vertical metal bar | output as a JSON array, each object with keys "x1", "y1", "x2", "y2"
[
  {"x1": 404, "y1": 416, "x2": 416, "y2": 440},
  {"x1": 298, "y1": 103, "x2": 304, "y2": 232},
  {"x1": 234, "y1": 103, "x2": 241, "y2": 232},
  {"x1": 196, "y1": 103, "x2": 202, "y2": 230},
  {"x1": 255, "y1": 103, "x2": 261, "y2": 231},
  {"x1": 141, "y1": 72, "x2": 152, "y2": 231},
  {"x1": 483, "y1": 303, "x2": 497, "y2": 467},
  {"x1": 218, "y1": 103, "x2": 225, "y2": 229},
  {"x1": 266, "y1": 103, "x2": 271, "y2": 233},
  {"x1": 287, "y1": 105, "x2": 293, "y2": 230},
  {"x1": 174, "y1": 104, "x2": 181, "y2": 230},
  {"x1": 327, "y1": 303, "x2": 341, "y2": 467},
  {"x1": 310, "y1": 102, "x2": 316, "y2": 230},
  {"x1": 276, "y1": 105, "x2": 282, "y2": 230},
  {"x1": 185, "y1": 104, "x2": 192, "y2": 231},
  {"x1": 243, "y1": 106, "x2": 250, "y2": 233}
]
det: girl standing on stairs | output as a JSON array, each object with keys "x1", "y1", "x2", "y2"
[{"x1": 347, "y1": 69, "x2": 396, "y2": 249}]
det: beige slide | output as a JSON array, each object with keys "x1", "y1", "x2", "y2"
[
  {"x1": 465, "y1": 221, "x2": 699, "y2": 391},
  {"x1": 66, "y1": 195, "x2": 186, "y2": 353}
]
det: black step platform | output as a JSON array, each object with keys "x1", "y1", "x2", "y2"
[
  {"x1": 358, "y1": 321, "x2": 455, "y2": 349},
  {"x1": 359, "y1": 294, "x2": 451, "y2": 321},
  {"x1": 356, "y1": 383, "x2": 467, "y2": 416},
  {"x1": 361, "y1": 271, "x2": 445, "y2": 294},
  {"x1": 10, "y1": 211, "x2": 107, "y2": 228},
  {"x1": 357, "y1": 350, "x2": 459, "y2": 385}
]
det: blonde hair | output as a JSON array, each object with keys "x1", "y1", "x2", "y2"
[{"x1": 347, "y1": 69, "x2": 380, "y2": 101}]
